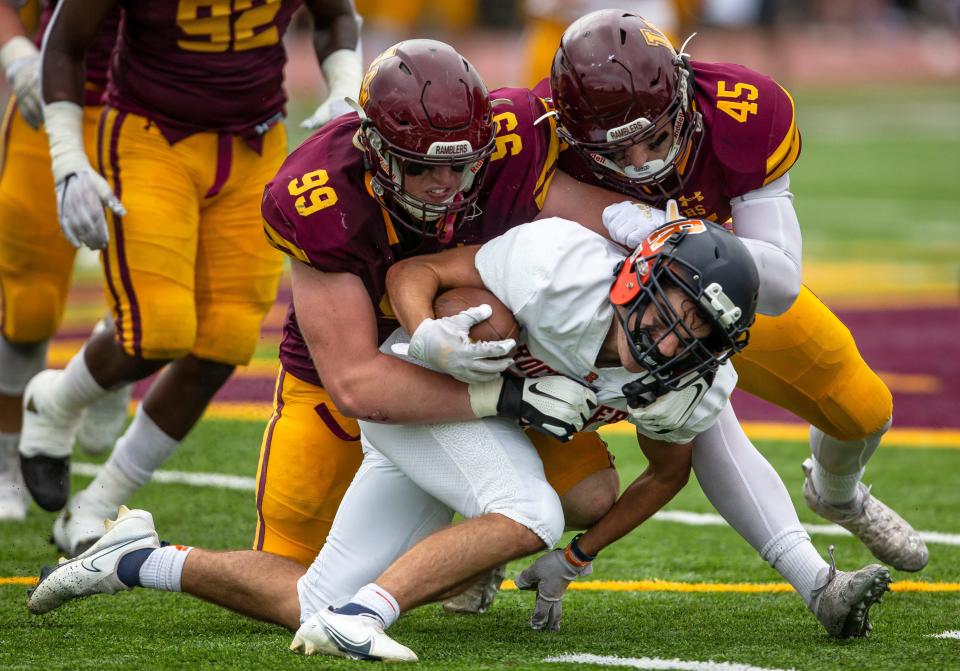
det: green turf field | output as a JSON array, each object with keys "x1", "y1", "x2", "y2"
[{"x1": 2, "y1": 85, "x2": 958, "y2": 670}]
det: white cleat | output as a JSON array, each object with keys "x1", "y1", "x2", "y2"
[
  {"x1": 20, "y1": 369, "x2": 83, "y2": 511},
  {"x1": 77, "y1": 384, "x2": 132, "y2": 456},
  {"x1": 53, "y1": 492, "x2": 116, "y2": 557},
  {"x1": 802, "y1": 458, "x2": 928, "y2": 572},
  {"x1": 442, "y1": 563, "x2": 505, "y2": 614},
  {"x1": 27, "y1": 505, "x2": 159, "y2": 615},
  {"x1": 290, "y1": 609, "x2": 418, "y2": 663},
  {"x1": 809, "y1": 546, "x2": 892, "y2": 638}
]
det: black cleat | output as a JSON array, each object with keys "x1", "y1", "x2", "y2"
[{"x1": 20, "y1": 454, "x2": 70, "y2": 512}]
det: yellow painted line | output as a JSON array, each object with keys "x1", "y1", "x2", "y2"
[
  {"x1": 598, "y1": 420, "x2": 960, "y2": 449},
  {"x1": 7, "y1": 576, "x2": 956, "y2": 593},
  {"x1": 195, "y1": 403, "x2": 960, "y2": 449},
  {"x1": 500, "y1": 579, "x2": 960, "y2": 594}
]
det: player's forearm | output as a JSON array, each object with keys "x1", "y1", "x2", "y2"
[
  {"x1": 305, "y1": 0, "x2": 360, "y2": 64},
  {"x1": 385, "y1": 259, "x2": 443, "y2": 336},
  {"x1": 40, "y1": 0, "x2": 112, "y2": 104},
  {"x1": 576, "y1": 452, "x2": 691, "y2": 557},
  {"x1": 0, "y1": 3, "x2": 27, "y2": 44},
  {"x1": 323, "y1": 352, "x2": 478, "y2": 423}
]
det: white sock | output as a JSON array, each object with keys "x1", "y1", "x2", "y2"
[
  {"x1": 53, "y1": 349, "x2": 109, "y2": 414},
  {"x1": 761, "y1": 527, "x2": 828, "y2": 606},
  {"x1": 0, "y1": 432, "x2": 20, "y2": 478},
  {"x1": 140, "y1": 545, "x2": 193, "y2": 592},
  {"x1": 351, "y1": 583, "x2": 401, "y2": 628},
  {"x1": 810, "y1": 457, "x2": 864, "y2": 507},
  {"x1": 104, "y1": 405, "x2": 180, "y2": 487},
  {"x1": 81, "y1": 460, "x2": 141, "y2": 518}
]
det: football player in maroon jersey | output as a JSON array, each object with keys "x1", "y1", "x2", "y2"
[
  {"x1": 0, "y1": 0, "x2": 127, "y2": 522},
  {"x1": 22, "y1": 0, "x2": 362, "y2": 555},
  {"x1": 545, "y1": 9, "x2": 925, "y2": 577}
]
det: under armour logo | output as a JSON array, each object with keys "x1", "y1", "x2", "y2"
[{"x1": 678, "y1": 192, "x2": 704, "y2": 207}]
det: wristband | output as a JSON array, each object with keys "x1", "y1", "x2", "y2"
[{"x1": 566, "y1": 533, "x2": 595, "y2": 567}]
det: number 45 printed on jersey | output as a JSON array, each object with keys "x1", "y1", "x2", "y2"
[{"x1": 716, "y1": 81, "x2": 758, "y2": 123}]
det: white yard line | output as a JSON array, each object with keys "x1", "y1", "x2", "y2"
[
  {"x1": 653, "y1": 510, "x2": 960, "y2": 547},
  {"x1": 71, "y1": 463, "x2": 960, "y2": 546},
  {"x1": 929, "y1": 631, "x2": 960, "y2": 639},
  {"x1": 544, "y1": 653, "x2": 794, "y2": 671},
  {"x1": 72, "y1": 463, "x2": 257, "y2": 492}
]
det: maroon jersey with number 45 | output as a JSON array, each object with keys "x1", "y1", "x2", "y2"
[
  {"x1": 555, "y1": 60, "x2": 801, "y2": 223},
  {"x1": 106, "y1": 0, "x2": 300, "y2": 140},
  {"x1": 261, "y1": 86, "x2": 561, "y2": 387}
]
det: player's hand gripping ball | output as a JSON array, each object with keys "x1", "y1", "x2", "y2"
[{"x1": 433, "y1": 287, "x2": 519, "y2": 346}]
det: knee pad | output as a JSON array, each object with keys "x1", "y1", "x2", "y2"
[
  {"x1": 490, "y1": 477, "x2": 565, "y2": 548},
  {"x1": 124, "y1": 298, "x2": 196, "y2": 360},
  {"x1": 1, "y1": 280, "x2": 65, "y2": 344},
  {"x1": 192, "y1": 301, "x2": 270, "y2": 366},
  {"x1": 760, "y1": 527, "x2": 812, "y2": 569},
  {"x1": 0, "y1": 337, "x2": 49, "y2": 395}
]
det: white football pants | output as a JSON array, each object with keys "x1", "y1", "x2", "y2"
[
  {"x1": 692, "y1": 402, "x2": 823, "y2": 575},
  {"x1": 297, "y1": 416, "x2": 564, "y2": 622}
]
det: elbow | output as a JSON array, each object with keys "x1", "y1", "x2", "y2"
[
  {"x1": 757, "y1": 264, "x2": 802, "y2": 317},
  {"x1": 321, "y1": 375, "x2": 369, "y2": 419}
]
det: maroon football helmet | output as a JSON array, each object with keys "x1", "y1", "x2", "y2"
[
  {"x1": 358, "y1": 40, "x2": 496, "y2": 241},
  {"x1": 550, "y1": 10, "x2": 703, "y2": 203}
]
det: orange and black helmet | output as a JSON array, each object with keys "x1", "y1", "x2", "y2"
[{"x1": 610, "y1": 217, "x2": 758, "y2": 407}]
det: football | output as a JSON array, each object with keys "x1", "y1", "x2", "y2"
[{"x1": 433, "y1": 287, "x2": 520, "y2": 344}]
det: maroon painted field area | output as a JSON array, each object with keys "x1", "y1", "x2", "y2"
[
  {"x1": 190, "y1": 300, "x2": 958, "y2": 431},
  {"x1": 731, "y1": 306, "x2": 960, "y2": 429}
]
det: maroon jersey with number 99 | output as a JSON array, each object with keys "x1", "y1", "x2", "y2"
[{"x1": 262, "y1": 86, "x2": 561, "y2": 387}]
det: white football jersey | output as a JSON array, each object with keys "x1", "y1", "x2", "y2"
[{"x1": 474, "y1": 217, "x2": 737, "y2": 438}]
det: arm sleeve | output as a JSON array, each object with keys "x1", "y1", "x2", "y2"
[{"x1": 729, "y1": 174, "x2": 803, "y2": 316}]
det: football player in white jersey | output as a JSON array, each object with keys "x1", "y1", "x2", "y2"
[{"x1": 26, "y1": 214, "x2": 890, "y2": 661}]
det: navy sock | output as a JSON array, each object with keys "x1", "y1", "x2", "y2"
[
  {"x1": 332, "y1": 602, "x2": 384, "y2": 625},
  {"x1": 116, "y1": 548, "x2": 155, "y2": 588}
]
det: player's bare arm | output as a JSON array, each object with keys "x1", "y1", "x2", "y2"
[
  {"x1": 538, "y1": 168, "x2": 634, "y2": 239},
  {"x1": 577, "y1": 433, "x2": 692, "y2": 557},
  {"x1": 290, "y1": 261, "x2": 479, "y2": 423},
  {"x1": 385, "y1": 245, "x2": 485, "y2": 336},
  {"x1": 0, "y1": 1, "x2": 42, "y2": 128},
  {"x1": 302, "y1": 0, "x2": 359, "y2": 62},
  {"x1": 41, "y1": 0, "x2": 116, "y2": 104},
  {"x1": 300, "y1": 0, "x2": 362, "y2": 129},
  {"x1": 40, "y1": 0, "x2": 123, "y2": 250},
  {"x1": 515, "y1": 433, "x2": 693, "y2": 630}
]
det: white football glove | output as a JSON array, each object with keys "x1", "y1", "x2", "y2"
[
  {"x1": 602, "y1": 200, "x2": 667, "y2": 250},
  {"x1": 515, "y1": 547, "x2": 593, "y2": 631},
  {"x1": 44, "y1": 101, "x2": 126, "y2": 250},
  {"x1": 628, "y1": 376, "x2": 711, "y2": 444},
  {"x1": 301, "y1": 48, "x2": 363, "y2": 130},
  {"x1": 468, "y1": 374, "x2": 598, "y2": 442},
  {"x1": 1, "y1": 36, "x2": 42, "y2": 129},
  {"x1": 392, "y1": 305, "x2": 516, "y2": 383}
]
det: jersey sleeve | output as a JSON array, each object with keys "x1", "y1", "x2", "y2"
[
  {"x1": 261, "y1": 131, "x2": 381, "y2": 275},
  {"x1": 694, "y1": 62, "x2": 802, "y2": 196}
]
